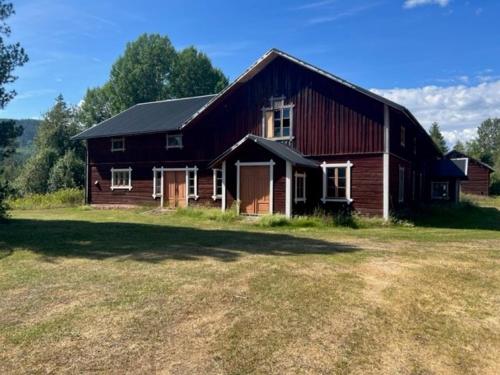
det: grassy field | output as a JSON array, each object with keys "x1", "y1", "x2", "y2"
[{"x1": 0, "y1": 199, "x2": 499, "y2": 374}]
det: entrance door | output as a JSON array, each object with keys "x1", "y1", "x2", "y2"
[
  {"x1": 240, "y1": 166, "x2": 270, "y2": 215},
  {"x1": 164, "y1": 171, "x2": 186, "y2": 208}
]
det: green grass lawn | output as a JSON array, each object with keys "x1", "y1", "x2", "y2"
[{"x1": 1, "y1": 201, "x2": 499, "y2": 374}]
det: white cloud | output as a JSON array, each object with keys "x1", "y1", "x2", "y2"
[
  {"x1": 371, "y1": 80, "x2": 500, "y2": 146},
  {"x1": 403, "y1": 0, "x2": 450, "y2": 9}
]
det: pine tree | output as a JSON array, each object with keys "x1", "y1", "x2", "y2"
[{"x1": 429, "y1": 122, "x2": 448, "y2": 154}]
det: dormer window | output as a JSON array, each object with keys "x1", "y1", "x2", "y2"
[
  {"x1": 111, "y1": 137, "x2": 125, "y2": 152},
  {"x1": 263, "y1": 97, "x2": 293, "y2": 140},
  {"x1": 166, "y1": 133, "x2": 183, "y2": 149}
]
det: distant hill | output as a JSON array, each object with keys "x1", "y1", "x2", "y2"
[{"x1": 0, "y1": 118, "x2": 41, "y2": 148}]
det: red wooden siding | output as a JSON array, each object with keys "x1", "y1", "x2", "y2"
[{"x1": 461, "y1": 161, "x2": 491, "y2": 196}]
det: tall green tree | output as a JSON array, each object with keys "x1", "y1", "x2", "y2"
[
  {"x1": 78, "y1": 34, "x2": 229, "y2": 127},
  {"x1": 453, "y1": 140, "x2": 466, "y2": 153},
  {"x1": 474, "y1": 118, "x2": 499, "y2": 165},
  {"x1": 108, "y1": 34, "x2": 177, "y2": 113},
  {"x1": 16, "y1": 95, "x2": 83, "y2": 195},
  {"x1": 78, "y1": 84, "x2": 112, "y2": 128},
  {"x1": 0, "y1": 0, "x2": 28, "y2": 217},
  {"x1": 429, "y1": 122, "x2": 448, "y2": 154},
  {"x1": 169, "y1": 47, "x2": 228, "y2": 98}
]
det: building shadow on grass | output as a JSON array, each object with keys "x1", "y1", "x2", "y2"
[
  {"x1": 410, "y1": 203, "x2": 500, "y2": 231},
  {"x1": 0, "y1": 219, "x2": 360, "y2": 263}
]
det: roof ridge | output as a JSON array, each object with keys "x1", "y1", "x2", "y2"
[{"x1": 137, "y1": 94, "x2": 217, "y2": 106}]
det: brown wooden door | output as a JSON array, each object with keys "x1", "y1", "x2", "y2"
[
  {"x1": 240, "y1": 166, "x2": 270, "y2": 215},
  {"x1": 164, "y1": 171, "x2": 186, "y2": 208}
]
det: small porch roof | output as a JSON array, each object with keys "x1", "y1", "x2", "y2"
[
  {"x1": 431, "y1": 158, "x2": 468, "y2": 179},
  {"x1": 209, "y1": 134, "x2": 319, "y2": 168}
]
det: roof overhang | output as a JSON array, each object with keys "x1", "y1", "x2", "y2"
[{"x1": 209, "y1": 134, "x2": 319, "y2": 169}]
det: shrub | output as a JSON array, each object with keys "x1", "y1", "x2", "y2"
[{"x1": 7, "y1": 188, "x2": 84, "y2": 210}]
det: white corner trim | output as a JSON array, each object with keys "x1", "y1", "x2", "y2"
[
  {"x1": 320, "y1": 161, "x2": 353, "y2": 204},
  {"x1": 221, "y1": 161, "x2": 227, "y2": 211},
  {"x1": 294, "y1": 171, "x2": 306, "y2": 204},
  {"x1": 285, "y1": 161, "x2": 292, "y2": 218},
  {"x1": 110, "y1": 167, "x2": 132, "y2": 191},
  {"x1": 383, "y1": 104, "x2": 390, "y2": 220}
]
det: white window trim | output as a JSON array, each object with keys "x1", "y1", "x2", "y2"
[
  {"x1": 431, "y1": 181, "x2": 450, "y2": 200},
  {"x1": 212, "y1": 168, "x2": 224, "y2": 200},
  {"x1": 235, "y1": 160, "x2": 274, "y2": 214},
  {"x1": 398, "y1": 166, "x2": 405, "y2": 203},
  {"x1": 321, "y1": 161, "x2": 353, "y2": 204},
  {"x1": 110, "y1": 167, "x2": 132, "y2": 191},
  {"x1": 165, "y1": 133, "x2": 183, "y2": 150},
  {"x1": 261, "y1": 97, "x2": 294, "y2": 141},
  {"x1": 111, "y1": 137, "x2": 125, "y2": 152},
  {"x1": 294, "y1": 172, "x2": 306, "y2": 203},
  {"x1": 152, "y1": 167, "x2": 162, "y2": 198}
]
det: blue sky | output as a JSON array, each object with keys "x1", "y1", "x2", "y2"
[{"x1": 2, "y1": 0, "x2": 499, "y2": 145}]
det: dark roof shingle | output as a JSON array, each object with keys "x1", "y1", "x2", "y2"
[{"x1": 72, "y1": 94, "x2": 216, "y2": 140}]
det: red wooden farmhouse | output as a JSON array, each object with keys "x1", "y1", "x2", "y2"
[{"x1": 74, "y1": 49, "x2": 480, "y2": 219}]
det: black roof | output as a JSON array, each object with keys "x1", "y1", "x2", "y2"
[
  {"x1": 431, "y1": 159, "x2": 468, "y2": 179},
  {"x1": 210, "y1": 134, "x2": 319, "y2": 168},
  {"x1": 72, "y1": 95, "x2": 216, "y2": 140}
]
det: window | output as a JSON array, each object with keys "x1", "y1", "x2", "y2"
[
  {"x1": 152, "y1": 168, "x2": 162, "y2": 198},
  {"x1": 398, "y1": 166, "x2": 405, "y2": 203},
  {"x1": 412, "y1": 170, "x2": 416, "y2": 201},
  {"x1": 111, "y1": 137, "x2": 125, "y2": 152},
  {"x1": 212, "y1": 169, "x2": 223, "y2": 200},
  {"x1": 294, "y1": 172, "x2": 306, "y2": 203},
  {"x1": 432, "y1": 182, "x2": 449, "y2": 200},
  {"x1": 321, "y1": 161, "x2": 353, "y2": 203},
  {"x1": 166, "y1": 133, "x2": 183, "y2": 149},
  {"x1": 263, "y1": 97, "x2": 293, "y2": 140},
  {"x1": 111, "y1": 167, "x2": 132, "y2": 190},
  {"x1": 413, "y1": 137, "x2": 417, "y2": 155},
  {"x1": 400, "y1": 126, "x2": 406, "y2": 147},
  {"x1": 187, "y1": 169, "x2": 198, "y2": 198}
]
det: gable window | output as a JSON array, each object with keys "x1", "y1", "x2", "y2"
[
  {"x1": 111, "y1": 137, "x2": 125, "y2": 152},
  {"x1": 187, "y1": 169, "x2": 198, "y2": 199},
  {"x1": 263, "y1": 97, "x2": 293, "y2": 140},
  {"x1": 166, "y1": 133, "x2": 183, "y2": 149},
  {"x1": 294, "y1": 172, "x2": 306, "y2": 203},
  {"x1": 400, "y1": 126, "x2": 406, "y2": 148},
  {"x1": 212, "y1": 169, "x2": 223, "y2": 200},
  {"x1": 152, "y1": 168, "x2": 162, "y2": 198},
  {"x1": 111, "y1": 167, "x2": 132, "y2": 190},
  {"x1": 398, "y1": 166, "x2": 405, "y2": 203},
  {"x1": 432, "y1": 181, "x2": 449, "y2": 200},
  {"x1": 321, "y1": 161, "x2": 353, "y2": 203},
  {"x1": 413, "y1": 137, "x2": 417, "y2": 155}
]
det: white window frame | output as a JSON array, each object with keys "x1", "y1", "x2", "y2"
[
  {"x1": 294, "y1": 172, "x2": 306, "y2": 203},
  {"x1": 400, "y1": 126, "x2": 406, "y2": 148},
  {"x1": 235, "y1": 160, "x2": 274, "y2": 214},
  {"x1": 152, "y1": 168, "x2": 162, "y2": 198},
  {"x1": 321, "y1": 161, "x2": 353, "y2": 204},
  {"x1": 212, "y1": 168, "x2": 224, "y2": 200},
  {"x1": 431, "y1": 181, "x2": 450, "y2": 200},
  {"x1": 111, "y1": 167, "x2": 132, "y2": 191},
  {"x1": 261, "y1": 97, "x2": 294, "y2": 141},
  {"x1": 398, "y1": 166, "x2": 405, "y2": 203},
  {"x1": 111, "y1": 137, "x2": 125, "y2": 152},
  {"x1": 186, "y1": 167, "x2": 198, "y2": 200},
  {"x1": 166, "y1": 133, "x2": 183, "y2": 149}
]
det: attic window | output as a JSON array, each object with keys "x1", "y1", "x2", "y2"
[
  {"x1": 166, "y1": 133, "x2": 183, "y2": 149},
  {"x1": 263, "y1": 97, "x2": 293, "y2": 140},
  {"x1": 400, "y1": 126, "x2": 406, "y2": 148},
  {"x1": 111, "y1": 137, "x2": 125, "y2": 152}
]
